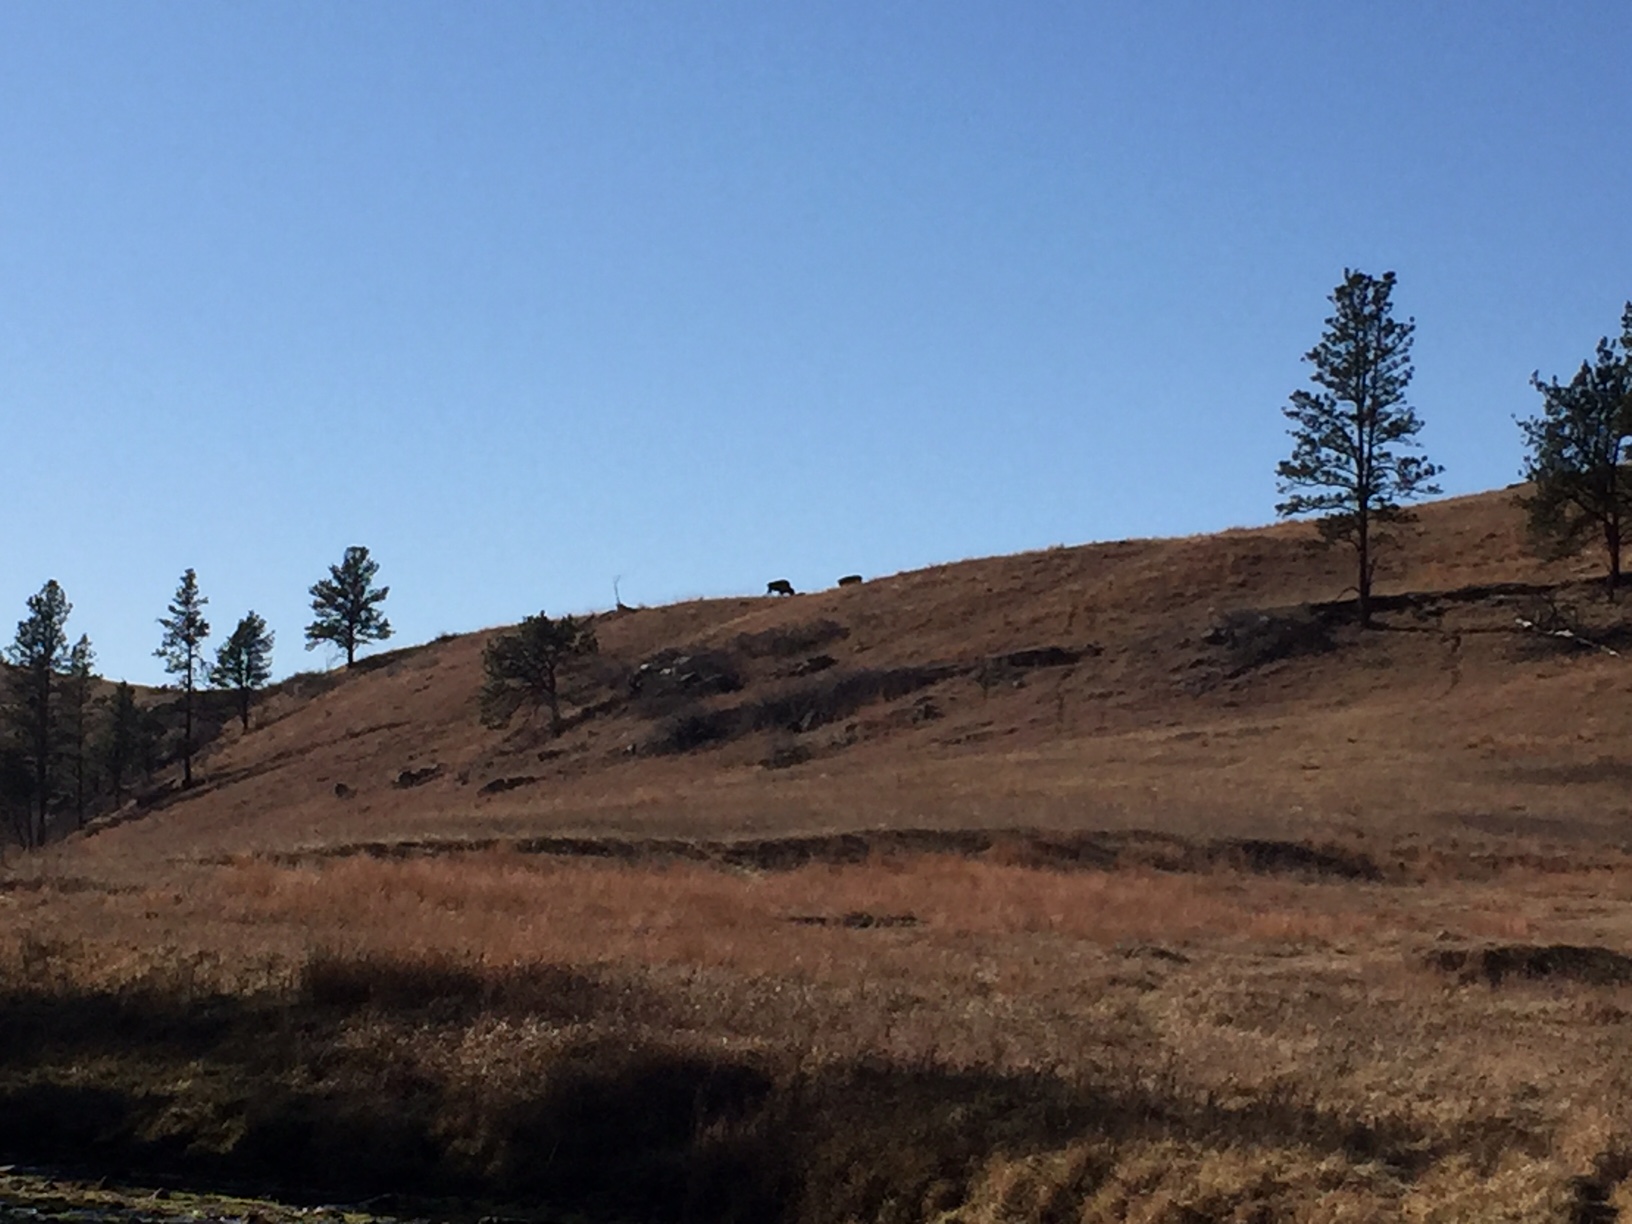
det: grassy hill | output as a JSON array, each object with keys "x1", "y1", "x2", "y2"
[
  {"x1": 8, "y1": 485, "x2": 1632, "y2": 1223},
  {"x1": 65, "y1": 483, "x2": 1632, "y2": 869}
]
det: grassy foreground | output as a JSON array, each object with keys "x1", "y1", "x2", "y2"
[{"x1": 4, "y1": 836, "x2": 1632, "y2": 1222}]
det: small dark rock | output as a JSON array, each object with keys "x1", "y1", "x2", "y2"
[
  {"x1": 393, "y1": 764, "x2": 443, "y2": 788},
  {"x1": 789, "y1": 653, "x2": 837, "y2": 677},
  {"x1": 479, "y1": 775, "x2": 542, "y2": 795}
]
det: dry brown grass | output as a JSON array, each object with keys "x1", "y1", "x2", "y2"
[
  {"x1": 8, "y1": 487, "x2": 1632, "y2": 1219},
  {"x1": 5, "y1": 843, "x2": 1632, "y2": 1220}
]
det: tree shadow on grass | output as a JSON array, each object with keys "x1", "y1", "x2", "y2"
[{"x1": 0, "y1": 976, "x2": 1537, "y2": 1224}]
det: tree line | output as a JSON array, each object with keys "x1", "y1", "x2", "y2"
[
  {"x1": 1, "y1": 545, "x2": 392, "y2": 848},
  {"x1": 1276, "y1": 269, "x2": 1632, "y2": 624}
]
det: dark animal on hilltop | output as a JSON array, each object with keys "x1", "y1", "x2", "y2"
[
  {"x1": 767, "y1": 579, "x2": 796, "y2": 597},
  {"x1": 838, "y1": 575, "x2": 863, "y2": 587}
]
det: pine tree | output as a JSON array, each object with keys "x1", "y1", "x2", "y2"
[
  {"x1": 155, "y1": 569, "x2": 210, "y2": 787},
  {"x1": 1276, "y1": 269, "x2": 1442, "y2": 626},
  {"x1": 138, "y1": 704, "x2": 166, "y2": 784},
  {"x1": 1518, "y1": 304, "x2": 1632, "y2": 595},
  {"x1": 64, "y1": 635, "x2": 95, "y2": 828},
  {"x1": 480, "y1": 612, "x2": 599, "y2": 736},
  {"x1": 212, "y1": 612, "x2": 275, "y2": 731},
  {"x1": 305, "y1": 546, "x2": 392, "y2": 667},
  {"x1": 5, "y1": 580, "x2": 72, "y2": 848},
  {"x1": 100, "y1": 680, "x2": 142, "y2": 807}
]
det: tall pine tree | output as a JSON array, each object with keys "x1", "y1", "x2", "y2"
[
  {"x1": 100, "y1": 681, "x2": 142, "y2": 808},
  {"x1": 155, "y1": 569, "x2": 210, "y2": 787},
  {"x1": 64, "y1": 635, "x2": 95, "y2": 829},
  {"x1": 1277, "y1": 269, "x2": 1442, "y2": 626},
  {"x1": 1518, "y1": 304, "x2": 1632, "y2": 595},
  {"x1": 212, "y1": 612, "x2": 275, "y2": 731},
  {"x1": 305, "y1": 546, "x2": 391, "y2": 667},
  {"x1": 6, "y1": 581, "x2": 72, "y2": 848}
]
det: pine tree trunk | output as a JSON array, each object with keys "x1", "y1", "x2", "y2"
[
  {"x1": 32, "y1": 672, "x2": 50, "y2": 849},
  {"x1": 182, "y1": 682, "x2": 194, "y2": 788},
  {"x1": 1356, "y1": 511, "x2": 1372, "y2": 628},
  {"x1": 1606, "y1": 518, "x2": 1621, "y2": 600}
]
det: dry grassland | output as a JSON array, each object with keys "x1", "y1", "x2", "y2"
[
  {"x1": 6, "y1": 842, "x2": 1632, "y2": 1222},
  {"x1": 7, "y1": 488, "x2": 1632, "y2": 1221}
]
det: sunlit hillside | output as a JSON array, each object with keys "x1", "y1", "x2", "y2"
[
  {"x1": 57, "y1": 483, "x2": 1632, "y2": 873},
  {"x1": 9, "y1": 485, "x2": 1632, "y2": 1224}
]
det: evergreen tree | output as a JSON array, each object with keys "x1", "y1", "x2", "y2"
[
  {"x1": 5, "y1": 580, "x2": 72, "y2": 848},
  {"x1": 64, "y1": 635, "x2": 95, "y2": 828},
  {"x1": 100, "y1": 681, "x2": 142, "y2": 807},
  {"x1": 155, "y1": 569, "x2": 210, "y2": 787},
  {"x1": 1277, "y1": 269, "x2": 1442, "y2": 626},
  {"x1": 480, "y1": 611, "x2": 599, "y2": 736},
  {"x1": 1518, "y1": 304, "x2": 1632, "y2": 595},
  {"x1": 212, "y1": 612, "x2": 275, "y2": 731},
  {"x1": 138, "y1": 704, "x2": 166, "y2": 784},
  {"x1": 305, "y1": 546, "x2": 392, "y2": 667}
]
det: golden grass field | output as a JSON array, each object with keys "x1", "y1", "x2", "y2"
[{"x1": 6, "y1": 487, "x2": 1632, "y2": 1221}]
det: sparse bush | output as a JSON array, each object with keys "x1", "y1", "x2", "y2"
[
  {"x1": 648, "y1": 666, "x2": 954, "y2": 754},
  {"x1": 1204, "y1": 606, "x2": 1334, "y2": 672},
  {"x1": 651, "y1": 707, "x2": 738, "y2": 754},
  {"x1": 630, "y1": 648, "x2": 744, "y2": 707}
]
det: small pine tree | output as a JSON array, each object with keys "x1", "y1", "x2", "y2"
[
  {"x1": 5, "y1": 580, "x2": 72, "y2": 848},
  {"x1": 212, "y1": 612, "x2": 275, "y2": 731},
  {"x1": 1518, "y1": 304, "x2": 1632, "y2": 596},
  {"x1": 306, "y1": 546, "x2": 392, "y2": 667},
  {"x1": 1276, "y1": 269, "x2": 1442, "y2": 626},
  {"x1": 100, "y1": 680, "x2": 142, "y2": 807},
  {"x1": 65, "y1": 635, "x2": 95, "y2": 828},
  {"x1": 155, "y1": 569, "x2": 210, "y2": 787},
  {"x1": 480, "y1": 612, "x2": 599, "y2": 736}
]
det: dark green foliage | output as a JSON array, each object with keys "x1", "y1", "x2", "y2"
[
  {"x1": 5, "y1": 580, "x2": 72, "y2": 847},
  {"x1": 1518, "y1": 304, "x2": 1632, "y2": 595},
  {"x1": 64, "y1": 635, "x2": 95, "y2": 829},
  {"x1": 155, "y1": 569, "x2": 210, "y2": 788},
  {"x1": 99, "y1": 681, "x2": 142, "y2": 807},
  {"x1": 306, "y1": 546, "x2": 392, "y2": 668},
  {"x1": 481, "y1": 612, "x2": 599, "y2": 735},
  {"x1": 212, "y1": 612, "x2": 275, "y2": 731},
  {"x1": 1276, "y1": 269, "x2": 1442, "y2": 626}
]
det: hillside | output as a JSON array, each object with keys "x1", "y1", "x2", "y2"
[
  {"x1": 58, "y1": 483, "x2": 1632, "y2": 872},
  {"x1": 10, "y1": 484, "x2": 1632, "y2": 1222}
]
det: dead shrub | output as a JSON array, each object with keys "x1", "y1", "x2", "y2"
[
  {"x1": 1203, "y1": 606, "x2": 1335, "y2": 671},
  {"x1": 631, "y1": 649, "x2": 745, "y2": 708},
  {"x1": 1426, "y1": 944, "x2": 1632, "y2": 987},
  {"x1": 649, "y1": 666, "x2": 953, "y2": 754}
]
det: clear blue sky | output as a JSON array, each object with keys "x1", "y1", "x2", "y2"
[{"x1": 3, "y1": 2, "x2": 1629, "y2": 684}]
